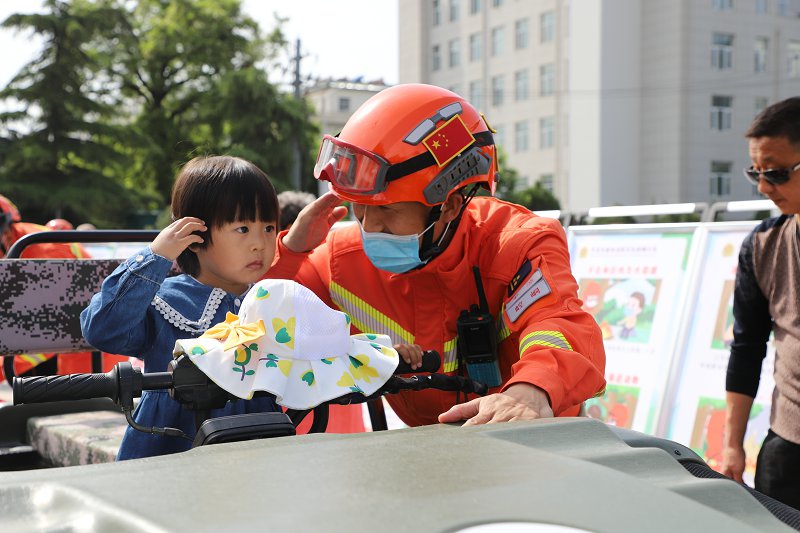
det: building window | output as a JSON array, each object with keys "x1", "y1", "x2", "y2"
[
  {"x1": 515, "y1": 19, "x2": 529, "y2": 50},
  {"x1": 539, "y1": 174, "x2": 554, "y2": 192},
  {"x1": 449, "y1": 39, "x2": 460, "y2": 67},
  {"x1": 515, "y1": 69, "x2": 529, "y2": 101},
  {"x1": 540, "y1": 117, "x2": 555, "y2": 148},
  {"x1": 469, "y1": 33, "x2": 482, "y2": 61},
  {"x1": 449, "y1": 0, "x2": 460, "y2": 21},
  {"x1": 469, "y1": 80, "x2": 483, "y2": 110},
  {"x1": 492, "y1": 0, "x2": 504, "y2": 6},
  {"x1": 491, "y1": 26, "x2": 505, "y2": 56},
  {"x1": 541, "y1": 11, "x2": 555, "y2": 43},
  {"x1": 756, "y1": 0, "x2": 768, "y2": 14},
  {"x1": 755, "y1": 96, "x2": 769, "y2": 115},
  {"x1": 778, "y1": 0, "x2": 789, "y2": 16},
  {"x1": 710, "y1": 95, "x2": 733, "y2": 130},
  {"x1": 491, "y1": 75, "x2": 504, "y2": 106},
  {"x1": 433, "y1": 0, "x2": 441, "y2": 26},
  {"x1": 540, "y1": 63, "x2": 555, "y2": 96},
  {"x1": 788, "y1": 41, "x2": 800, "y2": 78},
  {"x1": 514, "y1": 121, "x2": 529, "y2": 152},
  {"x1": 712, "y1": 33, "x2": 734, "y2": 70},
  {"x1": 710, "y1": 161, "x2": 732, "y2": 196},
  {"x1": 713, "y1": 0, "x2": 733, "y2": 9},
  {"x1": 432, "y1": 45, "x2": 441, "y2": 71},
  {"x1": 754, "y1": 37, "x2": 768, "y2": 73},
  {"x1": 494, "y1": 124, "x2": 505, "y2": 150},
  {"x1": 470, "y1": 0, "x2": 481, "y2": 14},
  {"x1": 338, "y1": 97, "x2": 350, "y2": 112}
]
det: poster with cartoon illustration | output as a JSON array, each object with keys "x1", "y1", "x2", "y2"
[
  {"x1": 664, "y1": 223, "x2": 775, "y2": 486},
  {"x1": 584, "y1": 384, "x2": 640, "y2": 429},
  {"x1": 579, "y1": 278, "x2": 660, "y2": 344},
  {"x1": 688, "y1": 397, "x2": 770, "y2": 483},
  {"x1": 569, "y1": 226, "x2": 697, "y2": 434}
]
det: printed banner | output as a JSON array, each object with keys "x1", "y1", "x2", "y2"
[
  {"x1": 569, "y1": 227, "x2": 696, "y2": 434},
  {"x1": 664, "y1": 223, "x2": 774, "y2": 486}
]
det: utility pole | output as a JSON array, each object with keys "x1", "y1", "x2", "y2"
[{"x1": 291, "y1": 38, "x2": 303, "y2": 191}]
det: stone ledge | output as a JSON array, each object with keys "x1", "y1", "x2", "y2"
[{"x1": 27, "y1": 411, "x2": 126, "y2": 466}]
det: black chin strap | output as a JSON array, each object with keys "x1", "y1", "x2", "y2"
[{"x1": 418, "y1": 184, "x2": 481, "y2": 262}]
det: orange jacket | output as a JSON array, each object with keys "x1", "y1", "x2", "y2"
[
  {"x1": 268, "y1": 197, "x2": 606, "y2": 426},
  {"x1": 1, "y1": 222, "x2": 88, "y2": 259}
]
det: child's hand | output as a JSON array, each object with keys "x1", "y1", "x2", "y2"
[
  {"x1": 394, "y1": 343, "x2": 424, "y2": 371},
  {"x1": 150, "y1": 217, "x2": 207, "y2": 260}
]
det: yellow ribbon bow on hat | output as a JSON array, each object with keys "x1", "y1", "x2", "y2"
[{"x1": 201, "y1": 312, "x2": 266, "y2": 351}]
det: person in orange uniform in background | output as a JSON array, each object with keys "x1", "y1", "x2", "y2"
[
  {"x1": 0, "y1": 193, "x2": 121, "y2": 378},
  {"x1": 46, "y1": 218, "x2": 74, "y2": 231},
  {"x1": 267, "y1": 84, "x2": 606, "y2": 427}
]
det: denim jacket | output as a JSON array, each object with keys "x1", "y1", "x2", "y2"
[{"x1": 80, "y1": 247, "x2": 279, "y2": 460}]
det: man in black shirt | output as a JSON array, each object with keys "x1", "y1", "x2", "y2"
[{"x1": 722, "y1": 97, "x2": 800, "y2": 509}]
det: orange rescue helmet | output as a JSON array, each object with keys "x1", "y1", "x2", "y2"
[
  {"x1": 46, "y1": 218, "x2": 74, "y2": 230},
  {"x1": 0, "y1": 194, "x2": 21, "y2": 233},
  {"x1": 314, "y1": 84, "x2": 497, "y2": 206}
]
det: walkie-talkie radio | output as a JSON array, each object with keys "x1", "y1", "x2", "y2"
[{"x1": 457, "y1": 266, "x2": 501, "y2": 387}]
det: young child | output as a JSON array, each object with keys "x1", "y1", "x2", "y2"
[{"x1": 81, "y1": 155, "x2": 281, "y2": 460}]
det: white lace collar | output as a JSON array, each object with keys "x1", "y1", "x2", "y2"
[{"x1": 151, "y1": 287, "x2": 227, "y2": 334}]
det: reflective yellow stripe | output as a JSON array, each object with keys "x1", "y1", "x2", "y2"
[
  {"x1": 18, "y1": 353, "x2": 49, "y2": 366},
  {"x1": 496, "y1": 305, "x2": 512, "y2": 344},
  {"x1": 442, "y1": 337, "x2": 459, "y2": 373},
  {"x1": 519, "y1": 330, "x2": 573, "y2": 355},
  {"x1": 70, "y1": 243, "x2": 86, "y2": 258},
  {"x1": 330, "y1": 281, "x2": 414, "y2": 344}
]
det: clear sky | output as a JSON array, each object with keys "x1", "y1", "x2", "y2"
[{"x1": 0, "y1": 0, "x2": 399, "y2": 88}]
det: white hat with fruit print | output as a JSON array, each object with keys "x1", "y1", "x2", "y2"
[{"x1": 173, "y1": 279, "x2": 399, "y2": 410}]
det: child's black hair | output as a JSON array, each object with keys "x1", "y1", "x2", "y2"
[{"x1": 171, "y1": 156, "x2": 279, "y2": 276}]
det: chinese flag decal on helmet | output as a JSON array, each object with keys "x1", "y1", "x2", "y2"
[{"x1": 422, "y1": 115, "x2": 476, "y2": 167}]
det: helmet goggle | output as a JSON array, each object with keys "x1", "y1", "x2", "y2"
[{"x1": 314, "y1": 135, "x2": 393, "y2": 196}]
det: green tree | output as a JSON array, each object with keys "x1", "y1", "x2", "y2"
[
  {"x1": 0, "y1": 0, "x2": 133, "y2": 225},
  {"x1": 492, "y1": 148, "x2": 561, "y2": 211},
  {"x1": 109, "y1": 0, "x2": 311, "y2": 202},
  {"x1": 198, "y1": 67, "x2": 320, "y2": 191}
]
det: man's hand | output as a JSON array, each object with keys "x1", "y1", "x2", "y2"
[
  {"x1": 721, "y1": 445, "x2": 746, "y2": 483},
  {"x1": 438, "y1": 383, "x2": 554, "y2": 426},
  {"x1": 150, "y1": 217, "x2": 206, "y2": 261},
  {"x1": 283, "y1": 192, "x2": 348, "y2": 253}
]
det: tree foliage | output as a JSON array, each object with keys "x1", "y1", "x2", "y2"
[
  {"x1": 0, "y1": 0, "x2": 318, "y2": 227},
  {"x1": 0, "y1": 0, "x2": 132, "y2": 225},
  {"x1": 492, "y1": 148, "x2": 561, "y2": 211}
]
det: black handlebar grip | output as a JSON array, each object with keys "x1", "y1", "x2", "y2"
[
  {"x1": 13, "y1": 371, "x2": 119, "y2": 405},
  {"x1": 394, "y1": 350, "x2": 441, "y2": 374}
]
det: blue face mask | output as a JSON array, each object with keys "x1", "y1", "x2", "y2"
[{"x1": 359, "y1": 220, "x2": 451, "y2": 274}]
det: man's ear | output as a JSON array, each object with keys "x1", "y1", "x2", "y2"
[{"x1": 440, "y1": 193, "x2": 465, "y2": 223}]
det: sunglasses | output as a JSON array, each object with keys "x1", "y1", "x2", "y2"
[{"x1": 743, "y1": 160, "x2": 800, "y2": 186}]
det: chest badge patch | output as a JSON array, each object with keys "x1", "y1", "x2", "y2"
[
  {"x1": 505, "y1": 268, "x2": 551, "y2": 322},
  {"x1": 508, "y1": 259, "x2": 532, "y2": 297}
]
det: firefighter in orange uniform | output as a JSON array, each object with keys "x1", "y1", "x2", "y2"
[
  {"x1": 0, "y1": 194, "x2": 120, "y2": 378},
  {"x1": 267, "y1": 84, "x2": 606, "y2": 426}
]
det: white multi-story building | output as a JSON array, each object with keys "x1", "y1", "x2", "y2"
[
  {"x1": 399, "y1": 0, "x2": 800, "y2": 211},
  {"x1": 305, "y1": 78, "x2": 390, "y2": 137}
]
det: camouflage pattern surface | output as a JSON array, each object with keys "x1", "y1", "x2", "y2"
[
  {"x1": 0, "y1": 258, "x2": 180, "y2": 356},
  {"x1": 27, "y1": 411, "x2": 125, "y2": 466},
  {"x1": 0, "y1": 259, "x2": 122, "y2": 355}
]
